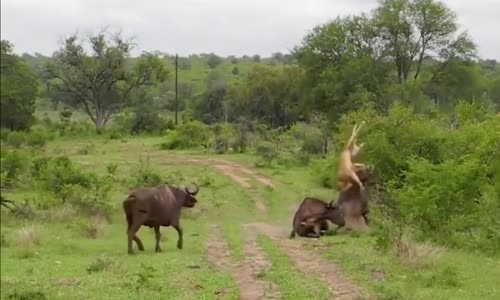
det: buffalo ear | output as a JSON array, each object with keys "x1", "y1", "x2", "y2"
[
  {"x1": 329, "y1": 202, "x2": 341, "y2": 210},
  {"x1": 328, "y1": 201, "x2": 337, "y2": 208}
]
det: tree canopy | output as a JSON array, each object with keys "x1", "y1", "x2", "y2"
[
  {"x1": 44, "y1": 31, "x2": 168, "y2": 130},
  {"x1": 1, "y1": 40, "x2": 39, "y2": 130}
]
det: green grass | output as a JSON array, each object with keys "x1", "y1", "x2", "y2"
[{"x1": 2, "y1": 136, "x2": 500, "y2": 300}]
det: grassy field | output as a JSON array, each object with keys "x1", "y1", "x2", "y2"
[{"x1": 1, "y1": 136, "x2": 499, "y2": 300}]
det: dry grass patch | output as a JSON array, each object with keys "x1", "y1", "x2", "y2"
[
  {"x1": 13, "y1": 224, "x2": 42, "y2": 258},
  {"x1": 80, "y1": 215, "x2": 107, "y2": 239},
  {"x1": 394, "y1": 234, "x2": 445, "y2": 268}
]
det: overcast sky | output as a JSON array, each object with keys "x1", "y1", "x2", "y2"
[{"x1": 1, "y1": 0, "x2": 499, "y2": 59}]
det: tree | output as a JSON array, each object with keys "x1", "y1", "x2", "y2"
[
  {"x1": 1, "y1": 40, "x2": 39, "y2": 130},
  {"x1": 231, "y1": 66, "x2": 239, "y2": 75},
  {"x1": 224, "y1": 64, "x2": 305, "y2": 127},
  {"x1": 295, "y1": 15, "x2": 392, "y2": 118},
  {"x1": 374, "y1": 0, "x2": 475, "y2": 83},
  {"x1": 45, "y1": 31, "x2": 168, "y2": 130},
  {"x1": 295, "y1": 0, "x2": 477, "y2": 119},
  {"x1": 193, "y1": 71, "x2": 227, "y2": 123},
  {"x1": 178, "y1": 57, "x2": 192, "y2": 70},
  {"x1": 178, "y1": 81, "x2": 193, "y2": 99},
  {"x1": 230, "y1": 56, "x2": 238, "y2": 64},
  {"x1": 206, "y1": 53, "x2": 222, "y2": 69}
]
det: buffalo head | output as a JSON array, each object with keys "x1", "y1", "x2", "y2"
[
  {"x1": 301, "y1": 201, "x2": 345, "y2": 227},
  {"x1": 353, "y1": 165, "x2": 376, "y2": 186},
  {"x1": 326, "y1": 201, "x2": 345, "y2": 226},
  {"x1": 183, "y1": 183, "x2": 199, "y2": 207}
]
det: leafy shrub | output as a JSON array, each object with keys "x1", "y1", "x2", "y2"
[
  {"x1": 106, "y1": 163, "x2": 118, "y2": 176},
  {"x1": 198, "y1": 167, "x2": 215, "y2": 187},
  {"x1": 130, "y1": 157, "x2": 163, "y2": 187},
  {"x1": 5, "y1": 131, "x2": 27, "y2": 148},
  {"x1": 33, "y1": 156, "x2": 113, "y2": 216},
  {"x1": 129, "y1": 263, "x2": 158, "y2": 293},
  {"x1": 286, "y1": 122, "x2": 327, "y2": 163},
  {"x1": 0, "y1": 150, "x2": 31, "y2": 186},
  {"x1": 59, "y1": 176, "x2": 113, "y2": 217},
  {"x1": 129, "y1": 105, "x2": 167, "y2": 135},
  {"x1": 162, "y1": 120, "x2": 211, "y2": 150},
  {"x1": 310, "y1": 154, "x2": 338, "y2": 188},
  {"x1": 234, "y1": 119, "x2": 253, "y2": 153},
  {"x1": 316, "y1": 102, "x2": 499, "y2": 253},
  {"x1": 26, "y1": 128, "x2": 52, "y2": 148},
  {"x1": 212, "y1": 122, "x2": 237, "y2": 154},
  {"x1": 255, "y1": 141, "x2": 278, "y2": 167},
  {"x1": 86, "y1": 255, "x2": 116, "y2": 274},
  {"x1": 30, "y1": 157, "x2": 51, "y2": 178},
  {"x1": 36, "y1": 156, "x2": 92, "y2": 197}
]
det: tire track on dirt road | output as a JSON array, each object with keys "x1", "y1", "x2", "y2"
[
  {"x1": 170, "y1": 156, "x2": 271, "y2": 214},
  {"x1": 206, "y1": 224, "x2": 280, "y2": 300},
  {"x1": 250, "y1": 222, "x2": 368, "y2": 300}
]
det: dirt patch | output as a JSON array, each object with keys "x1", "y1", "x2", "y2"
[
  {"x1": 177, "y1": 156, "x2": 274, "y2": 189},
  {"x1": 254, "y1": 175, "x2": 274, "y2": 189},
  {"x1": 181, "y1": 158, "x2": 271, "y2": 213},
  {"x1": 206, "y1": 224, "x2": 280, "y2": 300},
  {"x1": 213, "y1": 164, "x2": 251, "y2": 189},
  {"x1": 251, "y1": 222, "x2": 367, "y2": 300}
]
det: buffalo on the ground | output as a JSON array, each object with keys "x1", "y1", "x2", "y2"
[{"x1": 289, "y1": 197, "x2": 345, "y2": 239}]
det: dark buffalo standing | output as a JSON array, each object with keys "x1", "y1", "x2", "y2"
[
  {"x1": 122, "y1": 183, "x2": 199, "y2": 254},
  {"x1": 337, "y1": 165, "x2": 376, "y2": 228},
  {"x1": 289, "y1": 197, "x2": 345, "y2": 239}
]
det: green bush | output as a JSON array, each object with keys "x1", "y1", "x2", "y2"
[
  {"x1": 26, "y1": 128, "x2": 52, "y2": 148},
  {"x1": 0, "y1": 150, "x2": 31, "y2": 186},
  {"x1": 130, "y1": 158, "x2": 164, "y2": 187},
  {"x1": 129, "y1": 106, "x2": 168, "y2": 135},
  {"x1": 314, "y1": 102, "x2": 499, "y2": 254},
  {"x1": 212, "y1": 122, "x2": 237, "y2": 154},
  {"x1": 31, "y1": 156, "x2": 112, "y2": 215},
  {"x1": 36, "y1": 156, "x2": 92, "y2": 196},
  {"x1": 162, "y1": 120, "x2": 211, "y2": 150},
  {"x1": 58, "y1": 175, "x2": 113, "y2": 217},
  {"x1": 5, "y1": 131, "x2": 27, "y2": 148},
  {"x1": 255, "y1": 141, "x2": 278, "y2": 167}
]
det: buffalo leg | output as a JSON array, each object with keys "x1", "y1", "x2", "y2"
[
  {"x1": 154, "y1": 225, "x2": 162, "y2": 253},
  {"x1": 133, "y1": 236, "x2": 145, "y2": 251},
  {"x1": 312, "y1": 223, "x2": 321, "y2": 238},
  {"x1": 319, "y1": 220, "x2": 329, "y2": 235},
  {"x1": 127, "y1": 222, "x2": 143, "y2": 255},
  {"x1": 289, "y1": 229, "x2": 296, "y2": 239},
  {"x1": 173, "y1": 225, "x2": 183, "y2": 249}
]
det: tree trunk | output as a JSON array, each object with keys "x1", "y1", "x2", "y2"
[{"x1": 94, "y1": 111, "x2": 107, "y2": 133}]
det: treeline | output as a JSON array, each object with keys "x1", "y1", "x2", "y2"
[{"x1": 2, "y1": 0, "x2": 500, "y2": 133}]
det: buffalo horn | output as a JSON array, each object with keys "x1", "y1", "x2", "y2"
[{"x1": 186, "y1": 182, "x2": 199, "y2": 195}]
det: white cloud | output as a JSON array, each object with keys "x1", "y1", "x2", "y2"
[{"x1": 1, "y1": 0, "x2": 498, "y2": 59}]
